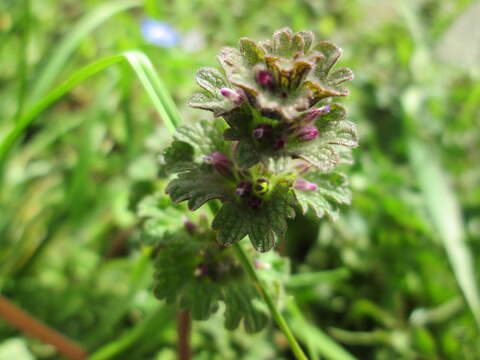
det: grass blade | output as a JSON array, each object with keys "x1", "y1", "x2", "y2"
[
  {"x1": 0, "y1": 51, "x2": 182, "y2": 166},
  {"x1": 408, "y1": 138, "x2": 480, "y2": 328},
  {"x1": 287, "y1": 299, "x2": 357, "y2": 360},
  {"x1": 28, "y1": 0, "x2": 140, "y2": 104}
]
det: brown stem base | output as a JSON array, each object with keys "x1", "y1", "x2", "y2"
[{"x1": 177, "y1": 310, "x2": 191, "y2": 360}]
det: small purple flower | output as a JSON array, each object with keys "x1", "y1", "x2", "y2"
[
  {"x1": 235, "y1": 181, "x2": 253, "y2": 197},
  {"x1": 298, "y1": 125, "x2": 319, "y2": 141},
  {"x1": 203, "y1": 152, "x2": 233, "y2": 177},
  {"x1": 252, "y1": 124, "x2": 273, "y2": 139},
  {"x1": 248, "y1": 196, "x2": 262, "y2": 210},
  {"x1": 220, "y1": 88, "x2": 244, "y2": 105},
  {"x1": 293, "y1": 178, "x2": 318, "y2": 191},
  {"x1": 141, "y1": 18, "x2": 179, "y2": 47},
  {"x1": 256, "y1": 70, "x2": 273, "y2": 87},
  {"x1": 183, "y1": 218, "x2": 197, "y2": 235},
  {"x1": 304, "y1": 105, "x2": 331, "y2": 123},
  {"x1": 274, "y1": 136, "x2": 287, "y2": 149}
]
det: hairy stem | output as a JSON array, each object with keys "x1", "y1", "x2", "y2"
[
  {"x1": 233, "y1": 243, "x2": 308, "y2": 360},
  {"x1": 177, "y1": 310, "x2": 191, "y2": 360}
]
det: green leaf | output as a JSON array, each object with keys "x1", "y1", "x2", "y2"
[
  {"x1": 224, "y1": 282, "x2": 268, "y2": 333},
  {"x1": 292, "y1": 103, "x2": 358, "y2": 170},
  {"x1": 153, "y1": 234, "x2": 222, "y2": 320},
  {"x1": 294, "y1": 171, "x2": 351, "y2": 220},
  {"x1": 188, "y1": 67, "x2": 237, "y2": 116},
  {"x1": 163, "y1": 140, "x2": 195, "y2": 174},
  {"x1": 408, "y1": 138, "x2": 480, "y2": 328},
  {"x1": 28, "y1": 0, "x2": 140, "y2": 104},
  {"x1": 0, "y1": 50, "x2": 181, "y2": 166},
  {"x1": 212, "y1": 185, "x2": 296, "y2": 252},
  {"x1": 235, "y1": 140, "x2": 262, "y2": 169},
  {"x1": 165, "y1": 166, "x2": 233, "y2": 211},
  {"x1": 152, "y1": 232, "x2": 272, "y2": 332},
  {"x1": 176, "y1": 118, "x2": 228, "y2": 156},
  {"x1": 239, "y1": 38, "x2": 265, "y2": 66},
  {"x1": 137, "y1": 192, "x2": 186, "y2": 241},
  {"x1": 305, "y1": 42, "x2": 354, "y2": 99}
]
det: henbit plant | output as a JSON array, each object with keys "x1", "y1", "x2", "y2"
[{"x1": 141, "y1": 27, "x2": 358, "y2": 360}]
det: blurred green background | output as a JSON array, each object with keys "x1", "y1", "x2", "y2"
[{"x1": 1, "y1": 0, "x2": 479, "y2": 359}]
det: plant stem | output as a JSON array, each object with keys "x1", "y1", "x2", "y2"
[
  {"x1": 177, "y1": 310, "x2": 192, "y2": 360},
  {"x1": 0, "y1": 296, "x2": 88, "y2": 360},
  {"x1": 233, "y1": 243, "x2": 308, "y2": 360}
]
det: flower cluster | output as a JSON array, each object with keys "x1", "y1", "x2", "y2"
[{"x1": 164, "y1": 28, "x2": 358, "y2": 252}]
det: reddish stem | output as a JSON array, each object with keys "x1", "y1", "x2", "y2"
[
  {"x1": 0, "y1": 296, "x2": 88, "y2": 360},
  {"x1": 176, "y1": 310, "x2": 191, "y2": 360}
]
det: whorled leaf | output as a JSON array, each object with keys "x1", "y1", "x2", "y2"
[
  {"x1": 212, "y1": 185, "x2": 296, "y2": 252},
  {"x1": 293, "y1": 171, "x2": 351, "y2": 220}
]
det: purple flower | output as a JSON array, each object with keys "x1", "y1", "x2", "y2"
[
  {"x1": 256, "y1": 70, "x2": 273, "y2": 87},
  {"x1": 235, "y1": 181, "x2": 253, "y2": 197},
  {"x1": 183, "y1": 218, "x2": 197, "y2": 235},
  {"x1": 203, "y1": 152, "x2": 233, "y2": 177},
  {"x1": 220, "y1": 88, "x2": 244, "y2": 105},
  {"x1": 298, "y1": 125, "x2": 319, "y2": 141},
  {"x1": 293, "y1": 178, "x2": 318, "y2": 191},
  {"x1": 274, "y1": 136, "x2": 287, "y2": 149},
  {"x1": 248, "y1": 196, "x2": 262, "y2": 209},
  {"x1": 141, "y1": 18, "x2": 179, "y2": 47},
  {"x1": 252, "y1": 124, "x2": 273, "y2": 139},
  {"x1": 303, "y1": 105, "x2": 330, "y2": 123}
]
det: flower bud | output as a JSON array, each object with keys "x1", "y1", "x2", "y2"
[
  {"x1": 274, "y1": 136, "x2": 287, "y2": 150},
  {"x1": 303, "y1": 105, "x2": 330, "y2": 123},
  {"x1": 256, "y1": 70, "x2": 273, "y2": 87},
  {"x1": 252, "y1": 124, "x2": 273, "y2": 139},
  {"x1": 235, "y1": 181, "x2": 252, "y2": 197},
  {"x1": 297, "y1": 125, "x2": 319, "y2": 141},
  {"x1": 254, "y1": 178, "x2": 269, "y2": 196},
  {"x1": 203, "y1": 152, "x2": 233, "y2": 177},
  {"x1": 293, "y1": 178, "x2": 318, "y2": 191},
  {"x1": 183, "y1": 217, "x2": 197, "y2": 235},
  {"x1": 248, "y1": 196, "x2": 262, "y2": 209},
  {"x1": 220, "y1": 88, "x2": 244, "y2": 105}
]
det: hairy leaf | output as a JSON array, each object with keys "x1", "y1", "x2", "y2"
[
  {"x1": 293, "y1": 171, "x2": 351, "y2": 220},
  {"x1": 212, "y1": 185, "x2": 296, "y2": 252},
  {"x1": 165, "y1": 165, "x2": 233, "y2": 211}
]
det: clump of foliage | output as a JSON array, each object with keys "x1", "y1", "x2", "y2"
[
  {"x1": 165, "y1": 27, "x2": 357, "y2": 252},
  {"x1": 141, "y1": 28, "x2": 357, "y2": 340}
]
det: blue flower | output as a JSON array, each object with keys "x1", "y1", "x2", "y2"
[{"x1": 141, "y1": 18, "x2": 179, "y2": 47}]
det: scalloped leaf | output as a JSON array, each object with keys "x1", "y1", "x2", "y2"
[
  {"x1": 212, "y1": 185, "x2": 296, "y2": 252},
  {"x1": 188, "y1": 92, "x2": 235, "y2": 117},
  {"x1": 196, "y1": 67, "x2": 229, "y2": 93},
  {"x1": 165, "y1": 166, "x2": 233, "y2": 211},
  {"x1": 235, "y1": 140, "x2": 262, "y2": 169},
  {"x1": 152, "y1": 232, "x2": 275, "y2": 332},
  {"x1": 239, "y1": 38, "x2": 265, "y2": 66},
  {"x1": 137, "y1": 192, "x2": 188, "y2": 242},
  {"x1": 224, "y1": 282, "x2": 268, "y2": 333},
  {"x1": 176, "y1": 118, "x2": 229, "y2": 156},
  {"x1": 163, "y1": 140, "x2": 196, "y2": 174},
  {"x1": 293, "y1": 171, "x2": 351, "y2": 220}
]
